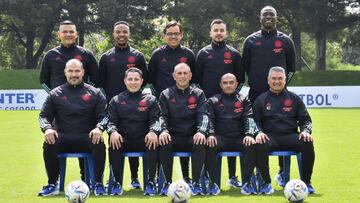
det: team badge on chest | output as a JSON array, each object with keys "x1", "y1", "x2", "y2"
[
  {"x1": 282, "y1": 99, "x2": 293, "y2": 112},
  {"x1": 223, "y1": 52, "x2": 232, "y2": 64},
  {"x1": 82, "y1": 93, "x2": 91, "y2": 102},
  {"x1": 127, "y1": 56, "x2": 136, "y2": 68},
  {"x1": 273, "y1": 40, "x2": 283, "y2": 53},
  {"x1": 187, "y1": 96, "x2": 197, "y2": 109},
  {"x1": 234, "y1": 101, "x2": 243, "y2": 113},
  {"x1": 138, "y1": 99, "x2": 148, "y2": 111},
  {"x1": 179, "y1": 57, "x2": 188, "y2": 63}
]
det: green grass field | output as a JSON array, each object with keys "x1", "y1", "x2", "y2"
[{"x1": 0, "y1": 109, "x2": 359, "y2": 203}]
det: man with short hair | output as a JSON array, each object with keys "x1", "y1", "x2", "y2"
[
  {"x1": 40, "y1": 20, "x2": 99, "y2": 91},
  {"x1": 195, "y1": 19, "x2": 245, "y2": 188},
  {"x1": 107, "y1": 68, "x2": 161, "y2": 196},
  {"x1": 38, "y1": 59, "x2": 107, "y2": 196},
  {"x1": 206, "y1": 73, "x2": 257, "y2": 195},
  {"x1": 39, "y1": 21, "x2": 100, "y2": 184},
  {"x1": 148, "y1": 21, "x2": 196, "y2": 97},
  {"x1": 158, "y1": 63, "x2": 208, "y2": 196},
  {"x1": 99, "y1": 21, "x2": 148, "y2": 189},
  {"x1": 148, "y1": 20, "x2": 196, "y2": 183},
  {"x1": 253, "y1": 66, "x2": 315, "y2": 194},
  {"x1": 242, "y1": 6, "x2": 296, "y2": 185}
]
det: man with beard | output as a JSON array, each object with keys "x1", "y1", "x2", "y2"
[
  {"x1": 195, "y1": 19, "x2": 245, "y2": 188},
  {"x1": 38, "y1": 59, "x2": 107, "y2": 196},
  {"x1": 99, "y1": 21, "x2": 148, "y2": 189}
]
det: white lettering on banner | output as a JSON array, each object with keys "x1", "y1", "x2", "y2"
[{"x1": 0, "y1": 86, "x2": 360, "y2": 110}]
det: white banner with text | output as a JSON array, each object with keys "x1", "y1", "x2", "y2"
[{"x1": 1, "y1": 86, "x2": 360, "y2": 110}]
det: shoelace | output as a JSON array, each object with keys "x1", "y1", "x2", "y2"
[{"x1": 43, "y1": 184, "x2": 55, "y2": 190}]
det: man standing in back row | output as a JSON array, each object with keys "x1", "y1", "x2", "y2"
[
  {"x1": 98, "y1": 20, "x2": 148, "y2": 189},
  {"x1": 195, "y1": 19, "x2": 245, "y2": 188},
  {"x1": 242, "y1": 6, "x2": 296, "y2": 185},
  {"x1": 40, "y1": 20, "x2": 99, "y2": 92}
]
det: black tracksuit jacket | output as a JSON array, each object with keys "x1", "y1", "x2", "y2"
[
  {"x1": 159, "y1": 85, "x2": 209, "y2": 137},
  {"x1": 99, "y1": 45, "x2": 148, "y2": 102},
  {"x1": 39, "y1": 82, "x2": 108, "y2": 140},
  {"x1": 195, "y1": 42, "x2": 244, "y2": 98},
  {"x1": 40, "y1": 44, "x2": 99, "y2": 92},
  {"x1": 207, "y1": 93, "x2": 254, "y2": 138},
  {"x1": 252, "y1": 89, "x2": 312, "y2": 136},
  {"x1": 148, "y1": 45, "x2": 196, "y2": 97},
  {"x1": 107, "y1": 90, "x2": 161, "y2": 140},
  {"x1": 243, "y1": 29, "x2": 296, "y2": 93}
]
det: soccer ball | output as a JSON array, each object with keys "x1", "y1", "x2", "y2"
[
  {"x1": 65, "y1": 180, "x2": 90, "y2": 203},
  {"x1": 284, "y1": 179, "x2": 308, "y2": 202},
  {"x1": 167, "y1": 180, "x2": 192, "y2": 203}
]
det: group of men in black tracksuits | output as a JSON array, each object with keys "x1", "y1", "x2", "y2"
[{"x1": 38, "y1": 5, "x2": 315, "y2": 198}]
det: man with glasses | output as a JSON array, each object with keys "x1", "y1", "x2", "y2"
[{"x1": 148, "y1": 21, "x2": 196, "y2": 184}]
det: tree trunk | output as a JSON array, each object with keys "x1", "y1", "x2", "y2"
[
  {"x1": 25, "y1": 31, "x2": 36, "y2": 69},
  {"x1": 78, "y1": 30, "x2": 85, "y2": 47},
  {"x1": 291, "y1": 27, "x2": 301, "y2": 71},
  {"x1": 315, "y1": 31, "x2": 326, "y2": 71}
]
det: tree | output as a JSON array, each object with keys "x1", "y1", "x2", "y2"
[
  {"x1": 301, "y1": 0, "x2": 358, "y2": 70},
  {"x1": 95, "y1": 0, "x2": 165, "y2": 42},
  {"x1": 0, "y1": 0, "x2": 63, "y2": 69},
  {"x1": 61, "y1": 0, "x2": 98, "y2": 46}
]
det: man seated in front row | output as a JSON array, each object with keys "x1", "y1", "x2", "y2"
[
  {"x1": 253, "y1": 66, "x2": 315, "y2": 194},
  {"x1": 206, "y1": 73, "x2": 257, "y2": 195},
  {"x1": 158, "y1": 63, "x2": 208, "y2": 196},
  {"x1": 38, "y1": 59, "x2": 107, "y2": 196},
  {"x1": 107, "y1": 68, "x2": 160, "y2": 196}
]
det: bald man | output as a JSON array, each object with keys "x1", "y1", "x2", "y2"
[
  {"x1": 38, "y1": 59, "x2": 107, "y2": 196},
  {"x1": 158, "y1": 63, "x2": 209, "y2": 196},
  {"x1": 205, "y1": 73, "x2": 257, "y2": 195}
]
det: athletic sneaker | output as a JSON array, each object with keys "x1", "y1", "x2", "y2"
[
  {"x1": 94, "y1": 182, "x2": 106, "y2": 196},
  {"x1": 258, "y1": 183, "x2": 274, "y2": 194},
  {"x1": 191, "y1": 182, "x2": 204, "y2": 196},
  {"x1": 207, "y1": 183, "x2": 220, "y2": 195},
  {"x1": 159, "y1": 181, "x2": 171, "y2": 196},
  {"x1": 241, "y1": 182, "x2": 257, "y2": 195},
  {"x1": 109, "y1": 182, "x2": 123, "y2": 196},
  {"x1": 274, "y1": 171, "x2": 286, "y2": 187},
  {"x1": 38, "y1": 183, "x2": 59, "y2": 196},
  {"x1": 307, "y1": 183, "x2": 315, "y2": 194},
  {"x1": 144, "y1": 181, "x2": 156, "y2": 196},
  {"x1": 130, "y1": 178, "x2": 141, "y2": 189},
  {"x1": 227, "y1": 176, "x2": 242, "y2": 188}
]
